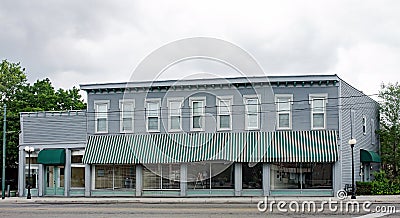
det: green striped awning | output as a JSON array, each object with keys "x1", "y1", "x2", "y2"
[{"x1": 83, "y1": 130, "x2": 338, "y2": 164}]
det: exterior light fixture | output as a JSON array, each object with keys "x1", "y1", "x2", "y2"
[
  {"x1": 348, "y1": 138, "x2": 357, "y2": 199},
  {"x1": 24, "y1": 146, "x2": 34, "y2": 199}
]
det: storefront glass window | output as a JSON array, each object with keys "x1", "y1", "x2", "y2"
[
  {"x1": 115, "y1": 165, "x2": 136, "y2": 189},
  {"x1": 25, "y1": 165, "x2": 38, "y2": 189},
  {"x1": 187, "y1": 162, "x2": 210, "y2": 189},
  {"x1": 187, "y1": 162, "x2": 234, "y2": 189},
  {"x1": 71, "y1": 167, "x2": 85, "y2": 187},
  {"x1": 94, "y1": 165, "x2": 136, "y2": 190},
  {"x1": 71, "y1": 155, "x2": 85, "y2": 188},
  {"x1": 71, "y1": 155, "x2": 83, "y2": 163},
  {"x1": 143, "y1": 164, "x2": 180, "y2": 190},
  {"x1": 303, "y1": 163, "x2": 333, "y2": 189},
  {"x1": 242, "y1": 163, "x2": 262, "y2": 189},
  {"x1": 95, "y1": 165, "x2": 113, "y2": 189},
  {"x1": 211, "y1": 163, "x2": 234, "y2": 189},
  {"x1": 270, "y1": 163, "x2": 333, "y2": 190},
  {"x1": 271, "y1": 163, "x2": 301, "y2": 189}
]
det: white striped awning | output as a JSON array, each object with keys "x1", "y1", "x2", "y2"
[{"x1": 83, "y1": 130, "x2": 338, "y2": 164}]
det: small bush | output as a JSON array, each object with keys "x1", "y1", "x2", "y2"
[
  {"x1": 356, "y1": 181, "x2": 372, "y2": 195},
  {"x1": 355, "y1": 171, "x2": 400, "y2": 195}
]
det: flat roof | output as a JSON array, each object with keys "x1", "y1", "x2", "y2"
[{"x1": 80, "y1": 74, "x2": 339, "y2": 90}]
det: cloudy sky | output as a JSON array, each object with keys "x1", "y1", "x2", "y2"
[{"x1": 1, "y1": 0, "x2": 399, "y2": 100}]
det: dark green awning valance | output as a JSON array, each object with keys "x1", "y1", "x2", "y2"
[
  {"x1": 360, "y1": 149, "x2": 381, "y2": 163},
  {"x1": 83, "y1": 130, "x2": 338, "y2": 164},
  {"x1": 37, "y1": 149, "x2": 65, "y2": 165}
]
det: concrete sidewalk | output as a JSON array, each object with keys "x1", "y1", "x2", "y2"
[{"x1": 1, "y1": 196, "x2": 400, "y2": 204}]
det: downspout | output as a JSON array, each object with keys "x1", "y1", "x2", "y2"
[{"x1": 337, "y1": 78, "x2": 343, "y2": 193}]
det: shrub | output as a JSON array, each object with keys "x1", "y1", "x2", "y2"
[
  {"x1": 371, "y1": 181, "x2": 389, "y2": 195},
  {"x1": 355, "y1": 170, "x2": 400, "y2": 195},
  {"x1": 356, "y1": 181, "x2": 372, "y2": 195}
]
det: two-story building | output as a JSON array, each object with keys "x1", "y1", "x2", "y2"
[{"x1": 18, "y1": 74, "x2": 380, "y2": 197}]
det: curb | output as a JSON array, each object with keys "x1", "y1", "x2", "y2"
[{"x1": 2, "y1": 196, "x2": 400, "y2": 204}]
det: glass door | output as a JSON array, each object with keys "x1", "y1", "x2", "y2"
[{"x1": 45, "y1": 166, "x2": 65, "y2": 195}]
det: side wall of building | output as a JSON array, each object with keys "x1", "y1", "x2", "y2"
[{"x1": 339, "y1": 79, "x2": 380, "y2": 188}]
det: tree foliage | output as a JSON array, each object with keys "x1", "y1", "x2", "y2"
[
  {"x1": 0, "y1": 59, "x2": 86, "y2": 168},
  {"x1": 378, "y1": 82, "x2": 400, "y2": 179}
]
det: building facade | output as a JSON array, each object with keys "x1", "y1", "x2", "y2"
[{"x1": 18, "y1": 75, "x2": 380, "y2": 197}]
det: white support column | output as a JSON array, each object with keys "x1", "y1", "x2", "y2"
[
  {"x1": 180, "y1": 164, "x2": 187, "y2": 196},
  {"x1": 64, "y1": 149, "x2": 71, "y2": 197},
  {"x1": 18, "y1": 148, "x2": 25, "y2": 197},
  {"x1": 262, "y1": 163, "x2": 270, "y2": 196},
  {"x1": 38, "y1": 164, "x2": 44, "y2": 196},
  {"x1": 333, "y1": 161, "x2": 341, "y2": 196},
  {"x1": 84, "y1": 164, "x2": 91, "y2": 196},
  {"x1": 136, "y1": 165, "x2": 143, "y2": 196},
  {"x1": 234, "y1": 163, "x2": 242, "y2": 196}
]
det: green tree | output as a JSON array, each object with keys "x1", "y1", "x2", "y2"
[
  {"x1": 0, "y1": 60, "x2": 28, "y2": 169},
  {"x1": 0, "y1": 59, "x2": 86, "y2": 169},
  {"x1": 378, "y1": 82, "x2": 400, "y2": 179}
]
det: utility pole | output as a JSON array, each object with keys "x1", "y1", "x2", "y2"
[{"x1": 2, "y1": 104, "x2": 6, "y2": 199}]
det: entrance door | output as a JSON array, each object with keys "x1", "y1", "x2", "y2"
[{"x1": 45, "y1": 166, "x2": 65, "y2": 195}]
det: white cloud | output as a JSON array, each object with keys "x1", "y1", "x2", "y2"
[{"x1": 0, "y1": 0, "x2": 399, "y2": 97}]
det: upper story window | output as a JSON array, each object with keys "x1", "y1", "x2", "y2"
[
  {"x1": 146, "y1": 99, "x2": 160, "y2": 132},
  {"x1": 309, "y1": 94, "x2": 328, "y2": 129},
  {"x1": 362, "y1": 115, "x2": 367, "y2": 135},
  {"x1": 94, "y1": 100, "x2": 109, "y2": 133},
  {"x1": 120, "y1": 100, "x2": 134, "y2": 133},
  {"x1": 244, "y1": 95, "x2": 260, "y2": 130},
  {"x1": 217, "y1": 97, "x2": 232, "y2": 131},
  {"x1": 371, "y1": 118, "x2": 375, "y2": 145},
  {"x1": 168, "y1": 98, "x2": 183, "y2": 132},
  {"x1": 275, "y1": 94, "x2": 293, "y2": 130},
  {"x1": 190, "y1": 97, "x2": 205, "y2": 131}
]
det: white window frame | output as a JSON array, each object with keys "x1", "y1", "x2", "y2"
[
  {"x1": 190, "y1": 97, "x2": 206, "y2": 131},
  {"x1": 119, "y1": 99, "x2": 135, "y2": 133},
  {"x1": 71, "y1": 150, "x2": 85, "y2": 156},
  {"x1": 362, "y1": 115, "x2": 367, "y2": 135},
  {"x1": 168, "y1": 98, "x2": 184, "y2": 132},
  {"x1": 309, "y1": 94, "x2": 328, "y2": 130},
  {"x1": 25, "y1": 164, "x2": 39, "y2": 189},
  {"x1": 243, "y1": 95, "x2": 260, "y2": 130},
  {"x1": 275, "y1": 94, "x2": 293, "y2": 130},
  {"x1": 217, "y1": 96, "x2": 233, "y2": 131},
  {"x1": 145, "y1": 99, "x2": 161, "y2": 132},
  {"x1": 371, "y1": 118, "x2": 375, "y2": 145},
  {"x1": 94, "y1": 100, "x2": 110, "y2": 134}
]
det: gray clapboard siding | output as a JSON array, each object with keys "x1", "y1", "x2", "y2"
[
  {"x1": 339, "y1": 79, "x2": 379, "y2": 186},
  {"x1": 85, "y1": 78, "x2": 340, "y2": 134},
  {"x1": 21, "y1": 111, "x2": 87, "y2": 145}
]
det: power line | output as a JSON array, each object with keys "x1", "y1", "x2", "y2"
[{"x1": 17, "y1": 93, "x2": 380, "y2": 124}]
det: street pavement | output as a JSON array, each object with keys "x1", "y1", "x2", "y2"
[
  {"x1": 2, "y1": 195, "x2": 400, "y2": 204},
  {"x1": 1, "y1": 196, "x2": 400, "y2": 217}
]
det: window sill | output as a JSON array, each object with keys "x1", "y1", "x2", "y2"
[
  {"x1": 217, "y1": 128, "x2": 232, "y2": 131},
  {"x1": 120, "y1": 131, "x2": 134, "y2": 134},
  {"x1": 276, "y1": 128, "x2": 292, "y2": 131},
  {"x1": 168, "y1": 129, "x2": 183, "y2": 133},
  {"x1": 245, "y1": 128, "x2": 260, "y2": 131},
  {"x1": 311, "y1": 127, "x2": 326, "y2": 130},
  {"x1": 147, "y1": 130, "x2": 160, "y2": 133},
  {"x1": 95, "y1": 132, "x2": 108, "y2": 134},
  {"x1": 190, "y1": 129, "x2": 205, "y2": 132}
]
